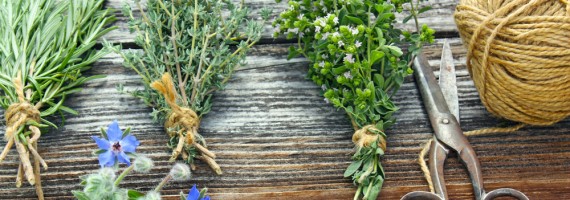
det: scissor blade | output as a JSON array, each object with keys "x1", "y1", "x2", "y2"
[{"x1": 438, "y1": 40, "x2": 459, "y2": 122}]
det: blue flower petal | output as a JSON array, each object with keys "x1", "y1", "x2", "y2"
[
  {"x1": 92, "y1": 136, "x2": 110, "y2": 150},
  {"x1": 187, "y1": 184, "x2": 200, "y2": 200},
  {"x1": 117, "y1": 151, "x2": 131, "y2": 166},
  {"x1": 107, "y1": 121, "x2": 123, "y2": 142},
  {"x1": 200, "y1": 196, "x2": 210, "y2": 200},
  {"x1": 98, "y1": 150, "x2": 115, "y2": 167},
  {"x1": 120, "y1": 135, "x2": 140, "y2": 153}
]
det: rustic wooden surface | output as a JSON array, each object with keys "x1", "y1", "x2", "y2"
[{"x1": 1, "y1": 1, "x2": 569, "y2": 199}]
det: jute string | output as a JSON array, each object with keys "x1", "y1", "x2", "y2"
[
  {"x1": 0, "y1": 73, "x2": 45, "y2": 199},
  {"x1": 150, "y1": 73, "x2": 222, "y2": 175},
  {"x1": 418, "y1": 0, "x2": 570, "y2": 192},
  {"x1": 352, "y1": 124, "x2": 387, "y2": 152}
]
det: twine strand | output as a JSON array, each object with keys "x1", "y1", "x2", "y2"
[{"x1": 352, "y1": 124, "x2": 387, "y2": 151}]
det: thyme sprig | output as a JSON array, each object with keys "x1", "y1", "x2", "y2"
[
  {"x1": 273, "y1": 0, "x2": 434, "y2": 199},
  {"x1": 0, "y1": 0, "x2": 116, "y2": 199},
  {"x1": 107, "y1": 0, "x2": 271, "y2": 174}
]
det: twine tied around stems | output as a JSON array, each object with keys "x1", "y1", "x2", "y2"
[
  {"x1": 0, "y1": 73, "x2": 46, "y2": 199},
  {"x1": 151, "y1": 73, "x2": 222, "y2": 175},
  {"x1": 352, "y1": 124, "x2": 387, "y2": 152}
]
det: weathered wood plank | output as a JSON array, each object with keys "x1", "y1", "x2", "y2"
[
  {"x1": 1, "y1": 38, "x2": 569, "y2": 199},
  {"x1": 102, "y1": 0, "x2": 458, "y2": 43}
]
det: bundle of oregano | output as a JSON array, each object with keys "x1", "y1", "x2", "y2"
[
  {"x1": 0, "y1": 0, "x2": 116, "y2": 199},
  {"x1": 108, "y1": 0, "x2": 270, "y2": 175},
  {"x1": 273, "y1": 0, "x2": 434, "y2": 199}
]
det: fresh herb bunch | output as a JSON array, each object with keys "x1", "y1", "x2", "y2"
[
  {"x1": 273, "y1": 0, "x2": 434, "y2": 199},
  {"x1": 0, "y1": 0, "x2": 116, "y2": 198},
  {"x1": 107, "y1": 0, "x2": 271, "y2": 175}
]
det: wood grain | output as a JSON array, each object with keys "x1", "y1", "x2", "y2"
[{"x1": 1, "y1": 0, "x2": 569, "y2": 199}]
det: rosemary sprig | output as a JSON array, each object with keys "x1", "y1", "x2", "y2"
[
  {"x1": 0, "y1": 0, "x2": 116, "y2": 199},
  {"x1": 107, "y1": 0, "x2": 271, "y2": 175},
  {"x1": 273, "y1": 0, "x2": 434, "y2": 199}
]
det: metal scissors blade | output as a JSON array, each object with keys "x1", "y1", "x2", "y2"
[{"x1": 401, "y1": 45, "x2": 528, "y2": 200}]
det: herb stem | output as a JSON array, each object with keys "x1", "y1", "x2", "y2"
[
  {"x1": 114, "y1": 164, "x2": 135, "y2": 186},
  {"x1": 154, "y1": 174, "x2": 172, "y2": 192}
]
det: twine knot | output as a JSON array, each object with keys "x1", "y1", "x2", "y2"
[
  {"x1": 5, "y1": 101, "x2": 40, "y2": 141},
  {"x1": 352, "y1": 125, "x2": 387, "y2": 151}
]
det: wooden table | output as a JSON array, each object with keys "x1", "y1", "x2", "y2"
[{"x1": 1, "y1": 1, "x2": 569, "y2": 199}]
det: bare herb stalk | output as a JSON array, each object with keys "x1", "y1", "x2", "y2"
[
  {"x1": 0, "y1": 0, "x2": 116, "y2": 198},
  {"x1": 108, "y1": 0, "x2": 271, "y2": 174}
]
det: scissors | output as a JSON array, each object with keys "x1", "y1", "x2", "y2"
[{"x1": 400, "y1": 41, "x2": 529, "y2": 200}]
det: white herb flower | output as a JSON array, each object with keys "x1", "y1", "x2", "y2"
[
  {"x1": 344, "y1": 71, "x2": 353, "y2": 79},
  {"x1": 321, "y1": 84, "x2": 327, "y2": 91},
  {"x1": 324, "y1": 98, "x2": 330, "y2": 104},
  {"x1": 351, "y1": 27, "x2": 359, "y2": 35},
  {"x1": 298, "y1": 14, "x2": 304, "y2": 20},
  {"x1": 321, "y1": 54, "x2": 329, "y2": 59},
  {"x1": 338, "y1": 41, "x2": 344, "y2": 47},
  {"x1": 344, "y1": 54, "x2": 355, "y2": 64},
  {"x1": 355, "y1": 41, "x2": 362, "y2": 48},
  {"x1": 289, "y1": 28, "x2": 299, "y2": 34},
  {"x1": 134, "y1": 156, "x2": 154, "y2": 173},
  {"x1": 332, "y1": 32, "x2": 340, "y2": 38},
  {"x1": 315, "y1": 26, "x2": 321, "y2": 33},
  {"x1": 169, "y1": 163, "x2": 192, "y2": 181},
  {"x1": 333, "y1": 17, "x2": 339, "y2": 24},
  {"x1": 322, "y1": 7, "x2": 327, "y2": 13},
  {"x1": 319, "y1": 18, "x2": 327, "y2": 27},
  {"x1": 319, "y1": 61, "x2": 325, "y2": 68},
  {"x1": 322, "y1": 33, "x2": 330, "y2": 40}
]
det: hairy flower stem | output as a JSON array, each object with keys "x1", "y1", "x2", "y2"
[
  {"x1": 154, "y1": 174, "x2": 172, "y2": 192},
  {"x1": 115, "y1": 165, "x2": 135, "y2": 186}
]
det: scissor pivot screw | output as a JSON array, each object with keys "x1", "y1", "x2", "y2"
[{"x1": 442, "y1": 118, "x2": 450, "y2": 124}]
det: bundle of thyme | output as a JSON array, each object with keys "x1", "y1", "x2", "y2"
[
  {"x1": 0, "y1": 0, "x2": 116, "y2": 198},
  {"x1": 273, "y1": 0, "x2": 434, "y2": 199},
  {"x1": 108, "y1": 0, "x2": 270, "y2": 175}
]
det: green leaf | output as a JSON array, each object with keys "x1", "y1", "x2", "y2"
[
  {"x1": 403, "y1": 15, "x2": 413, "y2": 24},
  {"x1": 386, "y1": 45, "x2": 403, "y2": 57},
  {"x1": 345, "y1": 15, "x2": 364, "y2": 25},
  {"x1": 93, "y1": 149, "x2": 107, "y2": 155},
  {"x1": 72, "y1": 191, "x2": 90, "y2": 200},
  {"x1": 370, "y1": 50, "x2": 385, "y2": 65},
  {"x1": 122, "y1": 127, "x2": 132, "y2": 139},
  {"x1": 374, "y1": 74, "x2": 385, "y2": 88},
  {"x1": 100, "y1": 127, "x2": 108, "y2": 139},
  {"x1": 366, "y1": 181, "x2": 382, "y2": 200},
  {"x1": 127, "y1": 189, "x2": 144, "y2": 199},
  {"x1": 287, "y1": 46, "x2": 300, "y2": 60},
  {"x1": 344, "y1": 160, "x2": 363, "y2": 177},
  {"x1": 40, "y1": 97, "x2": 65, "y2": 117},
  {"x1": 418, "y1": 6, "x2": 433, "y2": 14}
]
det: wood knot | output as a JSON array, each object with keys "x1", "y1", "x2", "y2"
[{"x1": 352, "y1": 125, "x2": 386, "y2": 151}]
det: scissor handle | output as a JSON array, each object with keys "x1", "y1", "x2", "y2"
[
  {"x1": 401, "y1": 191, "x2": 443, "y2": 200},
  {"x1": 482, "y1": 188, "x2": 529, "y2": 200}
]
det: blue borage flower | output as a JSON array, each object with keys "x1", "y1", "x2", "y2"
[
  {"x1": 92, "y1": 121, "x2": 140, "y2": 167},
  {"x1": 187, "y1": 185, "x2": 210, "y2": 200}
]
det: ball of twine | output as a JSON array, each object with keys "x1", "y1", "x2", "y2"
[{"x1": 454, "y1": 0, "x2": 570, "y2": 126}]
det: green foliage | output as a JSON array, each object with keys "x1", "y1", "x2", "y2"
[
  {"x1": 273, "y1": 0, "x2": 434, "y2": 199},
  {"x1": 0, "y1": 0, "x2": 116, "y2": 125},
  {"x1": 106, "y1": 0, "x2": 270, "y2": 166}
]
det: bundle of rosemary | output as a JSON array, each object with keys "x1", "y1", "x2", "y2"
[
  {"x1": 273, "y1": 0, "x2": 434, "y2": 199},
  {"x1": 108, "y1": 0, "x2": 270, "y2": 175},
  {"x1": 0, "y1": 0, "x2": 116, "y2": 199}
]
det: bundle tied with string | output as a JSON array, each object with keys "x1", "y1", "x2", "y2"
[
  {"x1": 0, "y1": 74, "x2": 47, "y2": 198},
  {"x1": 455, "y1": 0, "x2": 570, "y2": 126},
  {"x1": 151, "y1": 73, "x2": 222, "y2": 175}
]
